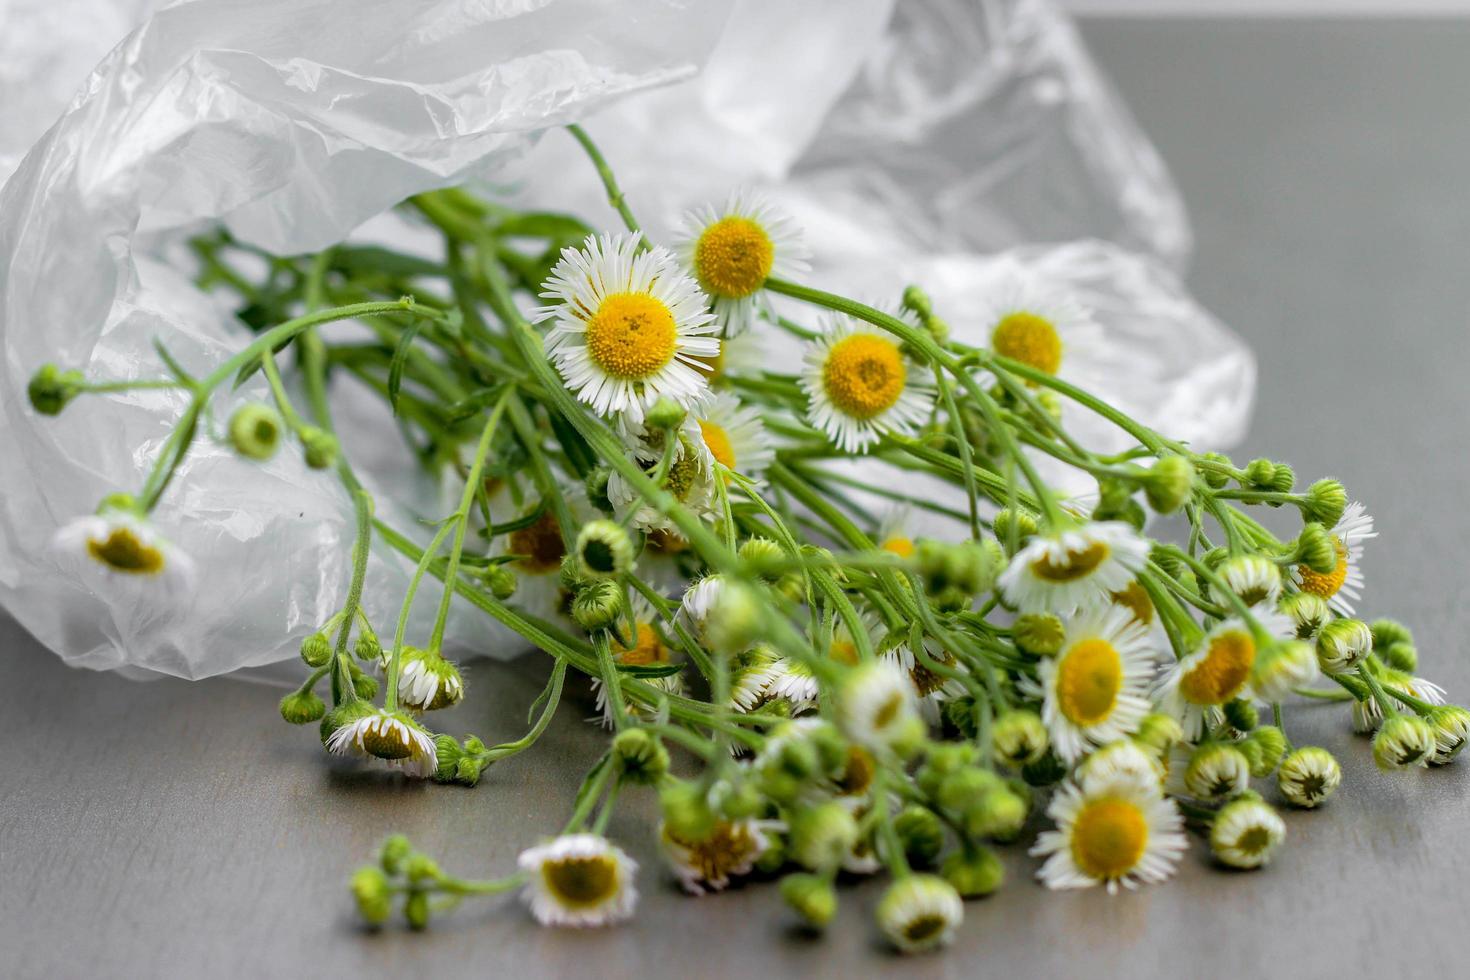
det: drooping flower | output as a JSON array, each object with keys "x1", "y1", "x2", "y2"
[
  {"x1": 1277, "y1": 746, "x2": 1342, "y2": 808},
  {"x1": 800, "y1": 312, "x2": 934, "y2": 454},
  {"x1": 538, "y1": 232, "x2": 718, "y2": 419},
  {"x1": 675, "y1": 189, "x2": 810, "y2": 337},
  {"x1": 325, "y1": 708, "x2": 438, "y2": 778},
  {"x1": 660, "y1": 819, "x2": 769, "y2": 895},
  {"x1": 51, "y1": 504, "x2": 197, "y2": 607},
  {"x1": 875, "y1": 874, "x2": 964, "y2": 954},
  {"x1": 998, "y1": 521, "x2": 1149, "y2": 615},
  {"x1": 517, "y1": 834, "x2": 638, "y2": 927},
  {"x1": 1292, "y1": 501, "x2": 1375, "y2": 614},
  {"x1": 396, "y1": 646, "x2": 465, "y2": 711}
]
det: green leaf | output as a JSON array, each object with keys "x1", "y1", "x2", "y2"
[
  {"x1": 548, "y1": 409, "x2": 597, "y2": 478},
  {"x1": 387, "y1": 320, "x2": 425, "y2": 416},
  {"x1": 616, "y1": 662, "x2": 685, "y2": 679}
]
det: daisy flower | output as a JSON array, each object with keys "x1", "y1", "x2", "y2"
[
  {"x1": 502, "y1": 505, "x2": 573, "y2": 620},
  {"x1": 978, "y1": 269, "x2": 1104, "y2": 381},
  {"x1": 1210, "y1": 795, "x2": 1286, "y2": 869},
  {"x1": 1154, "y1": 619, "x2": 1259, "y2": 738},
  {"x1": 678, "y1": 574, "x2": 727, "y2": 647},
  {"x1": 1351, "y1": 669, "x2": 1446, "y2": 733},
  {"x1": 593, "y1": 595, "x2": 683, "y2": 726},
  {"x1": 838, "y1": 661, "x2": 922, "y2": 750},
  {"x1": 1027, "y1": 605, "x2": 1155, "y2": 762},
  {"x1": 692, "y1": 391, "x2": 774, "y2": 483},
  {"x1": 1076, "y1": 739, "x2": 1164, "y2": 795},
  {"x1": 1031, "y1": 776, "x2": 1187, "y2": 893},
  {"x1": 1217, "y1": 555, "x2": 1282, "y2": 609},
  {"x1": 767, "y1": 615, "x2": 875, "y2": 708},
  {"x1": 876, "y1": 875, "x2": 964, "y2": 954},
  {"x1": 538, "y1": 232, "x2": 718, "y2": 420},
  {"x1": 998, "y1": 521, "x2": 1149, "y2": 615},
  {"x1": 1292, "y1": 501, "x2": 1375, "y2": 614},
  {"x1": 51, "y1": 504, "x2": 197, "y2": 607},
  {"x1": 875, "y1": 505, "x2": 917, "y2": 559},
  {"x1": 517, "y1": 833, "x2": 638, "y2": 927},
  {"x1": 1277, "y1": 746, "x2": 1342, "y2": 808},
  {"x1": 675, "y1": 189, "x2": 810, "y2": 337},
  {"x1": 884, "y1": 639, "x2": 965, "y2": 721},
  {"x1": 660, "y1": 819, "x2": 769, "y2": 895},
  {"x1": 799, "y1": 312, "x2": 935, "y2": 454},
  {"x1": 325, "y1": 708, "x2": 438, "y2": 778},
  {"x1": 729, "y1": 645, "x2": 782, "y2": 712},
  {"x1": 607, "y1": 428, "x2": 719, "y2": 534},
  {"x1": 396, "y1": 646, "x2": 465, "y2": 711}
]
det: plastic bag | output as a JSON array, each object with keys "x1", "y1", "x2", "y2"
[{"x1": 0, "y1": 0, "x2": 1251, "y2": 680}]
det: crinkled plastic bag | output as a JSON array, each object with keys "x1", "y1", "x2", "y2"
[{"x1": 0, "y1": 0, "x2": 1251, "y2": 680}]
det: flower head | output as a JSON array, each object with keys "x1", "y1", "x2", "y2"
[
  {"x1": 1155, "y1": 619, "x2": 1258, "y2": 737},
  {"x1": 800, "y1": 312, "x2": 934, "y2": 454},
  {"x1": 692, "y1": 390, "x2": 774, "y2": 483},
  {"x1": 675, "y1": 189, "x2": 809, "y2": 337},
  {"x1": 838, "y1": 661, "x2": 922, "y2": 751},
  {"x1": 325, "y1": 708, "x2": 437, "y2": 778},
  {"x1": 396, "y1": 646, "x2": 465, "y2": 711},
  {"x1": 1292, "y1": 501, "x2": 1375, "y2": 614},
  {"x1": 517, "y1": 834, "x2": 638, "y2": 927},
  {"x1": 1031, "y1": 776, "x2": 1187, "y2": 893},
  {"x1": 1277, "y1": 746, "x2": 1342, "y2": 807},
  {"x1": 1028, "y1": 605, "x2": 1155, "y2": 762},
  {"x1": 51, "y1": 504, "x2": 197, "y2": 608},
  {"x1": 538, "y1": 233, "x2": 718, "y2": 419},
  {"x1": 979, "y1": 271, "x2": 1103, "y2": 380},
  {"x1": 1210, "y1": 794, "x2": 1286, "y2": 869},
  {"x1": 876, "y1": 874, "x2": 964, "y2": 954},
  {"x1": 998, "y1": 521, "x2": 1148, "y2": 615},
  {"x1": 1218, "y1": 555, "x2": 1282, "y2": 609},
  {"x1": 660, "y1": 819, "x2": 769, "y2": 895}
]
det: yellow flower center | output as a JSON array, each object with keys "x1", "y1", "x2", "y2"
[
  {"x1": 822, "y1": 334, "x2": 907, "y2": 420},
  {"x1": 1055, "y1": 638, "x2": 1123, "y2": 726},
  {"x1": 881, "y1": 536, "x2": 915, "y2": 558},
  {"x1": 873, "y1": 691, "x2": 904, "y2": 729},
  {"x1": 992, "y1": 311, "x2": 1063, "y2": 375},
  {"x1": 1111, "y1": 580, "x2": 1153, "y2": 626},
  {"x1": 694, "y1": 216, "x2": 774, "y2": 298},
  {"x1": 1297, "y1": 538, "x2": 1348, "y2": 599},
  {"x1": 584, "y1": 292, "x2": 677, "y2": 380},
  {"x1": 830, "y1": 639, "x2": 859, "y2": 666},
  {"x1": 1070, "y1": 797, "x2": 1148, "y2": 880},
  {"x1": 836, "y1": 745, "x2": 876, "y2": 796},
  {"x1": 1031, "y1": 539, "x2": 1110, "y2": 583},
  {"x1": 87, "y1": 527, "x2": 165, "y2": 575},
  {"x1": 647, "y1": 528, "x2": 689, "y2": 554},
  {"x1": 509, "y1": 510, "x2": 565, "y2": 575},
  {"x1": 542, "y1": 855, "x2": 619, "y2": 908},
  {"x1": 614, "y1": 622, "x2": 667, "y2": 667},
  {"x1": 663, "y1": 820, "x2": 762, "y2": 883},
  {"x1": 1179, "y1": 629, "x2": 1255, "y2": 705},
  {"x1": 698, "y1": 419, "x2": 736, "y2": 470}
]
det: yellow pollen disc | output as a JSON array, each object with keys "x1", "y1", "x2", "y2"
[
  {"x1": 992, "y1": 311, "x2": 1063, "y2": 375},
  {"x1": 615, "y1": 622, "x2": 667, "y2": 667},
  {"x1": 910, "y1": 649, "x2": 957, "y2": 698},
  {"x1": 836, "y1": 746, "x2": 876, "y2": 796},
  {"x1": 664, "y1": 449, "x2": 701, "y2": 502},
  {"x1": 647, "y1": 528, "x2": 690, "y2": 554},
  {"x1": 1055, "y1": 638, "x2": 1124, "y2": 726},
  {"x1": 1297, "y1": 538, "x2": 1349, "y2": 599},
  {"x1": 694, "y1": 216, "x2": 774, "y2": 298},
  {"x1": 509, "y1": 510, "x2": 565, "y2": 575},
  {"x1": 822, "y1": 334, "x2": 907, "y2": 420},
  {"x1": 543, "y1": 855, "x2": 619, "y2": 908},
  {"x1": 1110, "y1": 580, "x2": 1154, "y2": 627},
  {"x1": 881, "y1": 536, "x2": 915, "y2": 558},
  {"x1": 1070, "y1": 798, "x2": 1148, "y2": 880},
  {"x1": 663, "y1": 821, "x2": 761, "y2": 881},
  {"x1": 873, "y1": 692, "x2": 904, "y2": 729},
  {"x1": 698, "y1": 419, "x2": 737, "y2": 470},
  {"x1": 1031, "y1": 540, "x2": 1110, "y2": 583},
  {"x1": 1179, "y1": 629, "x2": 1255, "y2": 705},
  {"x1": 830, "y1": 639, "x2": 859, "y2": 666},
  {"x1": 87, "y1": 528, "x2": 165, "y2": 575},
  {"x1": 584, "y1": 292, "x2": 678, "y2": 380}
]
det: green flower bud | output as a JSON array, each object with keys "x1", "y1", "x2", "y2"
[
  {"x1": 454, "y1": 756, "x2": 484, "y2": 787},
  {"x1": 738, "y1": 536, "x2": 785, "y2": 579},
  {"x1": 557, "y1": 554, "x2": 587, "y2": 595},
  {"x1": 299, "y1": 425, "x2": 339, "y2": 469},
  {"x1": 894, "y1": 806, "x2": 946, "y2": 868},
  {"x1": 571, "y1": 579, "x2": 621, "y2": 631},
  {"x1": 1012, "y1": 613, "x2": 1065, "y2": 656},
  {"x1": 354, "y1": 631, "x2": 382, "y2": 664},
  {"x1": 27, "y1": 363, "x2": 86, "y2": 416},
  {"x1": 404, "y1": 853, "x2": 441, "y2": 884},
  {"x1": 1428, "y1": 705, "x2": 1470, "y2": 765},
  {"x1": 611, "y1": 728, "x2": 669, "y2": 784},
  {"x1": 584, "y1": 467, "x2": 614, "y2": 514},
  {"x1": 1295, "y1": 522, "x2": 1338, "y2": 575},
  {"x1": 1133, "y1": 712, "x2": 1185, "y2": 757},
  {"x1": 754, "y1": 834, "x2": 787, "y2": 874},
  {"x1": 1303, "y1": 478, "x2": 1348, "y2": 527},
  {"x1": 320, "y1": 700, "x2": 376, "y2": 747},
  {"x1": 1268, "y1": 462, "x2": 1295, "y2": 498},
  {"x1": 706, "y1": 579, "x2": 764, "y2": 653},
  {"x1": 1223, "y1": 698, "x2": 1258, "y2": 732},
  {"x1": 575, "y1": 519, "x2": 634, "y2": 580},
  {"x1": 788, "y1": 802, "x2": 859, "y2": 871},
  {"x1": 300, "y1": 630, "x2": 333, "y2": 668},
  {"x1": 1373, "y1": 714, "x2": 1436, "y2": 771},
  {"x1": 1210, "y1": 794, "x2": 1286, "y2": 868},
  {"x1": 1316, "y1": 618, "x2": 1372, "y2": 673},
  {"x1": 1383, "y1": 641, "x2": 1418, "y2": 673},
  {"x1": 991, "y1": 508, "x2": 1038, "y2": 554},
  {"x1": 991, "y1": 709, "x2": 1049, "y2": 766},
  {"x1": 876, "y1": 874, "x2": 963, "y2": 954},
  {"x1": 1244, "y1": 458, "x2": 1276, "y2": 489},
  {"x1": 917, "y1": 743, "x2": 978, "y2": 794},
  {"x1": 349, "y1": 660, "x2": 379, "y2": 700},
  {"x1": 715, "y1": 779, "x2": 765, "y2": 821},
  {"x1": 644, "y1": 396, "x2": 687, "y2": 430},
  {"x1": 1277, "y1": 746, "x2": 1341, "y2": 807},
  {"x1": 1144, "y1": 455, "x2": 1194, "y2": 513},
  {"x1": 279, "y1": 688, "x2": 326, "y2": 725},
  {"x1": 939, "y1": 696, "x2": 978, "y2": 739},
  {"x1": 780, "y1": 873, "x2": 837, "y2": 929},
  {"x1": 379, "y1": 835, "x2": 412, "y2": 876},
  {"x1": 963, "y1": 786, "x2": 1027, "y2": 840},
  {"x1": 1251, "y1": 639, "x2": 1319, "y2": 703},
  {"x1": 483, "y1": 564, "x2": 518, "y2": 600},
  {"x1": 227, "y1": 402, "x2": 282, "y2": 461},
  {"x1": 935, "y1": 767, "x2": 1004, "y2": 815},
  {"x1": 1370, "y1": 618, "x2": 1413, "y2": 650},
  {"x1": 1245, "y1": 725, "x2": 1288, "y2": 777},
  {"x1": 1197, "y1": 451, "x2": 1234, "y2": 489},
  {"x1": 404, "y1": 891, "x2": 430, "y2": 930},
  {"x1": 901, "y1": 284, "x2": 934, "y2": 319},
  {"x1": 432, "y1": 734, "x2": 464, "y2": 784},
  {"x1": 913, "y1": 538, "x2": 1000, "y2": 611},
  {"x1": 350, "y1": 866, "x2": 392, "y2": 926},
  {"x1": 1280, "y1": 592, "x2": 1330, "y2": 639},
  {"x1": 660, "y1": 780, "x2": 717, "y2": 842},
  {"x1": 941, "y1": 845, "x2": 1005, "y2": 898},
  {"x1": 1184, "y1": 743, "x2": 1251, "y2": 800}
]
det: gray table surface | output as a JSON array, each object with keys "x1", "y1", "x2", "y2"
[{"x1": 6, "y1": 17, "x2": 1470, "y2": 979}]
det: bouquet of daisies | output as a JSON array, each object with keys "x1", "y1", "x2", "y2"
[{"x1": 24, "y1": 127, "x2": 1464, "y2": 953}]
